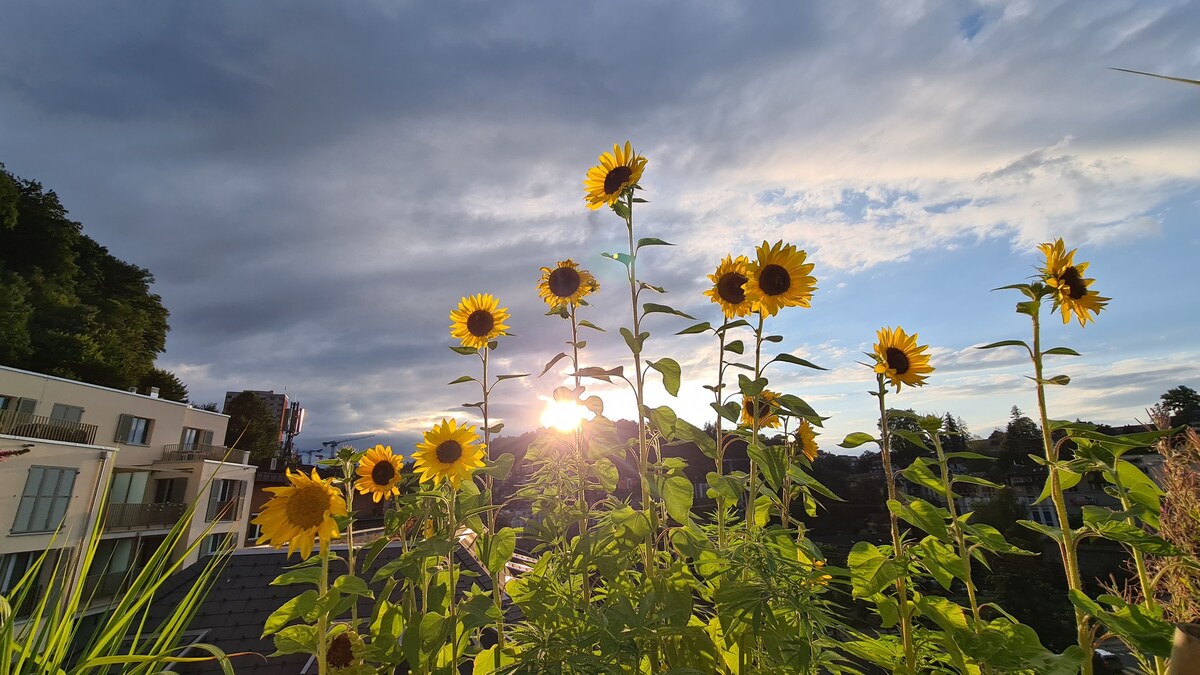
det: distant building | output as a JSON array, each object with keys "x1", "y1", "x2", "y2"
[
  {"x1": 0, "y1": 365, "x2": 255, "y2": 616},
  {"x1": 223, "y1": 390, "x2": 290, "y2": 443}
]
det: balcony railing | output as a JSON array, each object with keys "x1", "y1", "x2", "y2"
[
  {"x1": 160, "y1": 443, "x2": 248, "y2": 464},
  {"x1": 104, "y1": 501, "x2": 187, "y2": 529},
  {"x1": 206, "y1": 496, "x2": 243, "y2": 523},
  {"x1": 0, "y1": 409, "x2": 98, "y2": 445},
  {"x1": 83, "y1": 570, "x2": 131, "y2": 599}
]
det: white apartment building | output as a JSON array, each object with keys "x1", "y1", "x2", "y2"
[{"x1": 0, "y1": 365, "x2": 255, "y2": 612}]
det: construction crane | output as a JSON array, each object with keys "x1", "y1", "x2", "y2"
[{"x1": 320, "y1": 433, "x2": 376, "y2": 456}]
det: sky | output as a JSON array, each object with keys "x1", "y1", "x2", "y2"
[{"x1": 1, "y1": 1, "x2": 1197, "y2": 459}]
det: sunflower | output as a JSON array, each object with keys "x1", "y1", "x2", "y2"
[
  {"x1": 704, "y1": 255, "x2": 755, "y2": 318},
  {"x1": 743, "y1": 240, "x2": 817, "y2": 317},
  {"x1": 873, "y1": 326, "x2": 934, "y2": 392},
  {"x1": 798, "y1": 419, "x2": 819, "y2": 462},
  {"x1": 252, "y1": 469, "x2": 347, "y2": 559},
  {"x1": 355, "y1": 444, "x2": 404, "y2": 503},
  {"x1": 741, "y1": 389, "x2": 782, "y2": 429},
  {"x1": 584, "y1": 141, "x2": 647, "y2": 210},
  {"x1": 538, "y1": 259, "x2": 599, "y2": 309},
  {"x1": 325, "y1": 627, "x2": 367, "y2": 675},
  {"x1": 1038, "y1": 238, "x2": 1110, "y2": 326},
  {"x1": 450, "y1": 294, "x2": 510, "y2": 350},
  {"x1": 412, "y1": 418, "x2": 486, "y2": 489}
]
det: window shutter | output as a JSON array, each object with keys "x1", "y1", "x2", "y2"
[
  {"x1": 201, "y1": 429, "x2": 214, "y2": 446},
  {"x1": 143, "y1": 419, "x2": 154, "y2": 445},
  {"x1": 115, "y1": 415, "x2": 132, "y2": 443}
]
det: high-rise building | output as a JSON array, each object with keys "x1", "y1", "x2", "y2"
[{"x1": 222, "y1": 390, "x2": 289, "y2": 442}]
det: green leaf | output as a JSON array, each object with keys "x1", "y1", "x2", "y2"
[
  {"x1": 578, "y1": 319, "x2": 605, "y2": 332},
  {"x1": 674, "y1": 417, "x2": 717, "y2": 460},
  {"x1": 952, "y1": 474, "x2": 1003, "y2": 489},
  {"x1": 495, "y1": 373, "x2": 529, "y2": 381},
  {"x1": 899, "y1": 458, "x2": 946, "y2": 497},
  {"x1": 271, "y1": 624, "x2": 318, "y2": 656},
  {"x1": 636, "y1": 237, "x2": 674, "y2": 249},
  {"x1": 1081, "y1": 506, "x2": 1180, "y2": 555},
  {"x1": 712, "y1": 401, "x2": 740, "y2": 423},
  {"x1": 944, "y1": 451, "x2": 993, "y2": 460},
  {"x1": 643, "y1": 302, "x2": 695, "y2": 320},
  {"x1": 332, "y1": 575, "x2": 372, "y2": 598},
  {"x1": 1043, "y1": 346, "x2": 1081, "y2": 356},
  {"x1": 1035, "y1": 468, "x2": 1081, "y2": 504},
  {"x1": 767, "y1": 353, "x2": 827, "y2": 370},
  {"x1": 476, "y1": 453, "x2": 514, "y2": 481},
  {"x1": 620, "y1": 327, "x2": 648, "y2": 355},
  {"x1": 753, "y1": 495, "x2": 771, "y2": 528},
  {"x1": 591, "y1": 458, "x2": 619, "y2": 491},
  {"x1": 676, "y1": 321, "x2": 711, "y2": 335},
  {"x1": 977, "y1": 339, "x2": 1031, "y2": 352},
  {"x1": 271, "y1": 567, "x2": 321, "y2": 587},
  {"x1": 847, "y1": 542, "x2": 903, "y2": 598},
  {"x1": 738, "y1": 374, "x2": 767, "y2": 398},
  {"x1": 649, "y1": 358, "x2": 681, "y2": 396},
  {"x1": 450, "y1": 345, "x2": 479, "y2": 355},
  {"x1": 1068, "y1": 591, "x2": 1173, "y2": 657},
  {"x1": 889, "y1": 498, "x2": 951, "y2": 542},
  {"x1": 662, "y1": 475, "x2": 694, "y2": 523},
  {"x1": 648, "y1": 405, "x2": 678, "y2": 440},
  {"x1": 890, "y1": 429, "x2": 931, "y2": 452},
  {"x1": 1044, "y1": 374, "x2": 1071, "y2": 386},
  {"x1": 262, "y1": 590, "x2": 318, "y2": 637},
  {"x1": 840, "y1": 432, "x2": 877, "y2": 449},
  {"x1": 763, "y1": 334, "x2": 783, "y2": 343},
  {"x1": 1017, "y1": 519, "x2": 1066, "y2": 543},
  {"x1": 747, "y1": 442, "x2": 786, "y2": 492},
  {"x1": 447, "y1": 375, "x2": 477, "y2": 385},
  {"x1": 483, "y1": 528, "x2": 517, "y2": 578},
  {"x1": 707, "y1": 472, "x2": 745, "y2": 505},
  {"x1": 575, "y1": 366, "x2": 622, "y2": 383},
  {"x1": 724, "y1": 339, "x2": 744, "y2": 354},
  {"x1": 539, "y1": 352, "x2": 569, "y2": 377},
  {"x1": 639, "y1": 281, "x2": 666, "y2": 293},
  {"x1": 601, "y1": 251, "x2": 633, "y2": 266}
]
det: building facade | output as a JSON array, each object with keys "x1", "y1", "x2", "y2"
[{"x1": 0, "y1": 365, "x2": 255, "y2": 611}]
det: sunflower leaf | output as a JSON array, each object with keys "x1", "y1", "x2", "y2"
[
  {"x1": 545, "y1": 305, "x2": 569, "y2": 319},
  {"x1": 763, "y1": 334, "x2": 784, "y2": 343},
  {"x1": 486, "y1": 423, "x2": 504, "y2": 434},
  {"x1": 462, "y1": 401, "x2": 484, "y2": 410},
  {"x1": 977, "y1": 339, "x2": 1030, "y2": 352},
  {"x1": 570, "y1": 340, "x2": 586, "y2": 349},
  {"x1": 495, "y1": 373, "x2": 529, "y2": 381},
  {"x1": 450, "y1": 345, "x2": 480, "y2": 355},
  {"x1": 631, "y1": 197, "x2": 650, "y2": 203},
  {"x1": 539, "y1": 352, "x2": 569, "y2": 377},
  {"x1": 602, "y1": 251, "x2": 633, "y2": 267},
  {"x1": 768, "y1": 353, "x2": 826, "y2": 370},
  {"x1": 724, "y1": 340, "x2": 745, "y2": 354},
  {"x1": 639, "y1": 282, "x2": 667, "y2": 293},
  {"x1": 738, "y1": 375, "x2": 767, "y2": 398},
  {"x1": 720, "y1": 319, "x2": 752, "y2": 332},
  {"x1": 649, "y1": 358, "x2": 682, "y2": 396},
  {"x1": 1044, "y1": 347, "x2": 1081, "y2": 357},
  {"x1": 578, "y1": 319, "x2": 606, "y2": 332},
  {"x1": 636, "y1": 237, "x2": 674, "y2": 250},
  {"x1": 477, "y1": 453, "x2": 514, "y2": 481},
  {"x1": 712, "y1": 401, "x2": 740, "y2": 423},
  {"x1": 448, "y1": 376, "x2": 477, "y2": 385},
  {"x1": 676, "y1": 321, "x2": 712, "y2": 335},
  {"x1": 840, "y1": 432, "x2": 878, "y2": 449},
  {"x1": 643, "y1": 302, "x2": 695, "y2": 320},
  {"x1": 611, "y1": 201, "x2": 631, "y2": 219},
  {"x1": 776, "y1": 393, "x2": 826, "y2": 427}
]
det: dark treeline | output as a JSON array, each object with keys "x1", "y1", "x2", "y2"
[{"x1": 0, "y1": 163, "x2": 187, "y2": 400}]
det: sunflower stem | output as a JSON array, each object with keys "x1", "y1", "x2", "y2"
[
  {"x1": 570, "y1": 304, "x2": 591, "y2": 606},
  {"x1": 342, "y1": 467, "x2": 358, "y2": 627},
  {"x1": 622, "y1": 190, "x2": 654, "y2": 577},
  {"x1": 317, "y1": 537, "x2": 330, "y2": 675},
  {"x1": 876, "y1": 376, "x2": 916, "y2": 674},
  {"x1": 746, "y1": 312, "x2": 765, "y2": 530},
  {"x1": 1030, "y1": 307, "x2": 1093, "y2": 675},
  {"x1": 715, "y1": 325, "x2": 728, "y2": 549}
]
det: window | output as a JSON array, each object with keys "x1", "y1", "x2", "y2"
[
  {"x1": 206, "y1": 479, "x2": 244, "y2": 522},
  {"x1": 202, "y1": 532, "x2": 237, "y2": 556},
  {"x1": 0, "y1": 551, "x2": 35, "y2": 595},
  {"x1": 179, "y1": 427, "x2": 214, "y2": 449},
  {"x1": 12, "y1": 466, "x2": 79, "y2": 534},
  {"x1": 247, "y1": 515, "x2": 262, "y2": 543},
  {"x1": 0, "y1": 396, "x2": 37, "y2": 415},
  {"x1": 50, "y1": 404, "x2": 84, "y2": 424},
  {"x1": 115, "y1": 414, "x2": 154, "y2": 445}
]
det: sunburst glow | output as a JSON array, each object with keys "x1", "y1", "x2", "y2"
[{"x1": 540, "y1": 398, "x2": 589, "y2": 432}]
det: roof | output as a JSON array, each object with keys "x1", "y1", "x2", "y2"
[{"x1": 147, "y1": 539, "x2": 519, "y2": 673}]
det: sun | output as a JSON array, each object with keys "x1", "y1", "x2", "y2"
[{"x1": 540, "y1": 398, "x2": 589, "y2": 433}]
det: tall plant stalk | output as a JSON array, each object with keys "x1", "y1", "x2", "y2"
[{"x1": 875, "y1": 377, "x2": 916, "y2": 674}]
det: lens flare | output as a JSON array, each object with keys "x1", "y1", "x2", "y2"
[{"x1": 540, "y1": 398, "x2": 589, "y2": 432}]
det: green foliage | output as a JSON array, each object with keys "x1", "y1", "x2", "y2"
[
  {"x1": 223, "y1": 391, "x2": 282, "y2": 459},
  {"x1": 0, "y1": 165, "x2": 171, "y2": 390}
]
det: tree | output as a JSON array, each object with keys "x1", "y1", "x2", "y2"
[
  {"x1": 0, "y1": 164, "x2": 169, "y2": 390},
  {"x1": 139, "y1": 368, "x2": 189, "y2": 403},
  {"x1": 940, "y1": 412, "x2": 969, "y2": 455},
  {"x1": 1000, "y1": 406, "x2": 1041, "y2": 469},
  {"x1": 223, "y1": 392, "x2": 281, "y2": 460},
  {"x1": 1161, "y1": 385, "x2": 1200, "y2": 423}
]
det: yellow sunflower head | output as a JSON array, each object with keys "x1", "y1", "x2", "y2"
[
  {"x1": 449, "y1": 293, "x2": 510, "y2": 350},
  {"x1": 325, "y1": 627, "x2": 366, "y2": 675},
  {"x1": 798, "y1": 419, "x2": 819, "y2": 462},
  {"x1": 412, "y1": 418, "x2": 486, "y2": 489},
  {"x1": 538, "y1": 259, "x2": 599, "y2": 309},
  {"x1": 252, "y1": 468, "x2": 347, "y2": 559},
  {"x1": 1038, "y1": 238, "x2": 1110, "y2": 327},
  {"x1": 704, "y1": 255, "x2": 755, "y2": 318},
  {"x1": 354, "y1": 444, "x2": 404, "y2": 503},
  {"x1": 872, "y1": 326, "x2": 934, "y2": 393},
  {"x1": 583, "y1": 141, "x2": 647, "y2": 210},
  {"x1": 741, "y1": 389, "x2": 782, "y2": 429},
  {"x1": 744, "y1": 240, "x2": 817, "y2": 317}
]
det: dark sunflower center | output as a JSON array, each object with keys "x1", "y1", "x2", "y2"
[
  {"x1": 370, "y1": 460, "x2": 396, "y2": 486},
  {"x1": 749, "y1": 396, "x2": 772, "y2": 419},
  {"x1": 466, "y1": 309, "x2": 495, "y2": 337},
  {"x1": 717, "y1": 272, "x2": 748, "y2": 305},
  {"x1": 326, "y1": 633, "x2": 354, "y2": 668},
  {"x1": 885, "y1": 347, "x2": 910, "y2": 375},
  {"x1": 1061, "y1": 266, "x2": 1087, "y2": 299},
  {"x1": 436, "y1": 440, "x2": 463, "y2": 464},
  {"x1": 548, "y1": 266, "x2": 582, "y2": 298},
  {"x1": 284, "y1": 485, "x2": 330, "y2": 529},
  {"x1": 604, "y1": 166, "x2": 633, "y2": 194},
  {"x1": 759, "y1": 264, "x2": 791, "y2": 296}
]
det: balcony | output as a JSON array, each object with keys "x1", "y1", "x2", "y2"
[
  {"x1": 160, "y1": 443, "x2": 249, "y2": 464},
  {"x1": 104, "y1": 502, "x2": 187, "y2": 529},
  {"x1": 83, "y1": 570, "x2": 131, "y2": 600},
  {"x1": 206, "y1": 496, "x2": 243, "y2": 523},
  {"x1": 0, "y1": 409, "x2": 98, "y2": 445}
]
